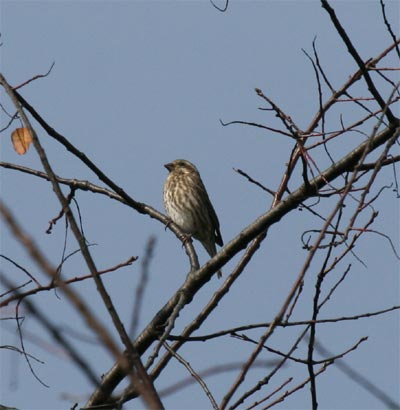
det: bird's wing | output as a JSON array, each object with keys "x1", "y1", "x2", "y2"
[{"x1": 207, "y1": 194, "x2": 223, "y2": 247}]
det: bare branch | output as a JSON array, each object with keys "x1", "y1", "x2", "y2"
[
  {"x1": 163, "y1": 342, "x2": 219, "y2": 410},
  {"x1": 13, "y1": 62, "x2": 55, "y2": 90},
  {"x1": 321, "y1": 0, "x2": 397, "y2": 123}
]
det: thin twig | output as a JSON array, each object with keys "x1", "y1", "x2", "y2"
[{"x1": 163, "y1": 342, "x2": 219, "y2": 410}]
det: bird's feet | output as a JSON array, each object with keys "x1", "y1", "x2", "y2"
[
  {"x1": 179, "y1": 233, "x2": 193, "y2": 248},
  {"x1": 164, "y1": 218, "x2": 173, "y2": 231}
]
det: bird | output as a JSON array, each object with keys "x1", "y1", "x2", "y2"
[{"x1": 163, "y1": 159, "x2": 223, "y2": 278}]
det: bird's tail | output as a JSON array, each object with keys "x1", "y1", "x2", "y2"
[{"x1": 203, "y1": 240, "x2": 222, "y2": 279}]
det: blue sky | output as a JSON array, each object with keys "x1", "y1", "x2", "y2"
[{"x1": 1, "y1": 1, "x2": 399, "y2": 409}]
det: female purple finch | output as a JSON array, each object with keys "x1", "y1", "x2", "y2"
[{"x1": 163, "y1": 159, "x2": 223, "y2": 278}]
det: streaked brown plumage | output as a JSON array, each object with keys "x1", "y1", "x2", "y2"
[{"x1": 163, "y1": 159, "x2": 223, "y2": 278}]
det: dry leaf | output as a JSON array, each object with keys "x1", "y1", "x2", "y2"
[{"x1": 11, "y1": 127, "x2": 33, "y2": 155}]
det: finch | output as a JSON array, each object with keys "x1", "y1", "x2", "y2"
[{"x1": 163, "y1": 159, "x2": 223, "y2": 278}]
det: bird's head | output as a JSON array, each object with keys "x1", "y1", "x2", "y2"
[{"x1": 164, "y1": 159, "x2": 198, "y2": 174}]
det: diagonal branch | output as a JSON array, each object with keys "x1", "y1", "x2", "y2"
[
  {"x1": 86, "y1": 117, "x2": 399, "y2": 407},
  {"x1": 0, "y1": 73, "x2": 163, "y2": 409},
  {"x1": 321, "y1": 0, "x2": 397, "y2": 124}
]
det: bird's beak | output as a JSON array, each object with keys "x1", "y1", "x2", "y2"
[{"x1": 164, "y1": 162, "x2": 173, "y2": 171}]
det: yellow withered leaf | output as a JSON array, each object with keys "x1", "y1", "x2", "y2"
[{"x1": 11, "y1": 127, "x2": 33, "y2": 155}]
